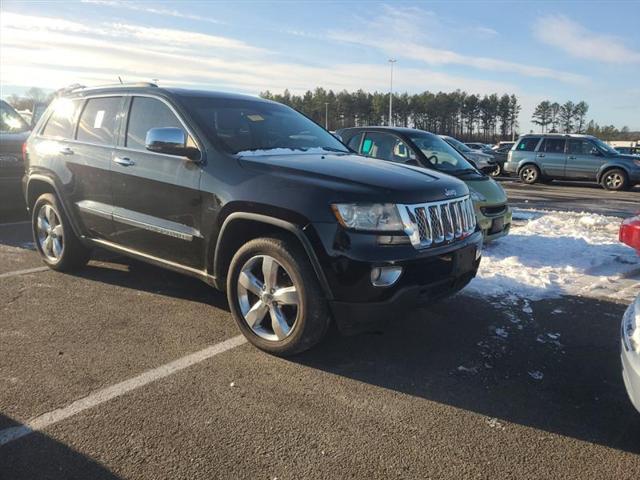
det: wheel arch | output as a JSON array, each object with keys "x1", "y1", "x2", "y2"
[
  {"x1": 25, "y1": 175, "x2": 83, "y2": 238},
  {"x1": 596, "y1": 164, "x2": 629, "y2": 183},
  {"x1": 212, "y1": 212, "x2": 333, "y2": 299}
]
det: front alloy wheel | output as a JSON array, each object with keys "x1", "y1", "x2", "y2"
[
  {"x1": 601, "y1": 169, "x2": 628, "y2": 191},
  {"x1": 227, "y1": 236, "x2": 331, "y2": 356},
  {"x1": 520, "y1": 165, "x2": 539, "y2": 184},
  {"x1": 237, "y1": 255, "x2": 299, "y2": 341}
]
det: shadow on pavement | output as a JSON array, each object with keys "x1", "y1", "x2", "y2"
[
  {"x1": 295, "y1": 293, "x2": 640, "y2": 454},
  {"x1": 0, "y1": 414, "x2": 120, "y2": 479}
]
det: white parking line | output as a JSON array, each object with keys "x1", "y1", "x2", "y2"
[
  {"x1": 0, "y1": 335, "x2": 247, "y2": 446},
  {"x1": 0, "y1": 221, "x2": 30, "y2": 228},
  {"x1": 0, "y1": 266, "x2": 50, "y2": 279}
]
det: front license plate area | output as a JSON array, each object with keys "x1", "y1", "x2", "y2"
[
  {"x1": 454, "y1": 245, "x2": 476, "y2": 274},
  {"x1": 490, "y1": 217, "x2": 504, "y2": 234}
]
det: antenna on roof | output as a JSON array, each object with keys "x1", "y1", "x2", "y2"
[{"x1": 118, "y1": 76, "x2": 123, "y2": 84}]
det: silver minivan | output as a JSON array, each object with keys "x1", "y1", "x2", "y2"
[{"x1": 503, "y1": 134, "x2": 640, "y2": 191}]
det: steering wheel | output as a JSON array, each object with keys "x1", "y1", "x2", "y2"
[{"x1": 425, "y1": 154, "x2": 439, "y2": 166}]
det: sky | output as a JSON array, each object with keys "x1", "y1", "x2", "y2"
[{"x1": 1, "y1": 0, "x2": 639, "y2": 132}]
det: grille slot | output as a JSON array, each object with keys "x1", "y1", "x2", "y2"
[{"x1": 400, "y1": 196, "x2": 476, "y2": 249}]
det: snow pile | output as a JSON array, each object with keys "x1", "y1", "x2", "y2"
[
  {"x1": 468, "y1": 209, "x2": 640, "y2": 302},
  {"x1": 236, "y1": 147, "x2": 335, "y2": 157}
]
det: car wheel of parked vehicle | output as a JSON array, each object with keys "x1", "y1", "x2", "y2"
[
  {"x1": 490, "y1": 164, "x2": 502, "y2": 177},
  {"x1": 519, "y1": 165, "x2": 540, "y2": 184},
  {"x1": 227, "y1": 236, "x2": 331, "y2": 356},
  {"x1": 601, "y1": 169, "x2": 628, "y2": 191},
  {"x1": 32, "y1": 193, "x2": 91, "y2": 271}
]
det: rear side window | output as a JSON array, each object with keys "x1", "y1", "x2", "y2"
[
  {"x1": 516, "y1": 137, "x2": 541, "y2": 152},
  {"x1": 42, "y1": 99, "x2": 80, "y2": 139},
  {"x1": 126, "y1": 97, "x2": 185, "y2": 150},
  {"x1": 542, "y1": 138, "x2": 566, "y2": 154},
  {"x1": 77, "y1": 97, "x2": 122, "y2": 145},
  {"x1": 346, "y1": 132, "x2": 363, "y2": 151}
]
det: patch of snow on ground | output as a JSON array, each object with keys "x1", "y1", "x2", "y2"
[{"x1": 468, "y1": 209, "x2": 640, "y2": 302}]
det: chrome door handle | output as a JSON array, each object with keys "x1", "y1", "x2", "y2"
[
  {"x1": 114, "y1": 157, "x2": 135, "y2": 167},
  {"x1": 60, "y1": 147, "x2": 74, "y2": 155},
  {"x1": 568, "y1": 156, "x2": 576, "y2": 160}
]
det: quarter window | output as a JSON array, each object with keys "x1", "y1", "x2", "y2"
[
  {"x1": 542, "y1": 138, "x2": 566, "y2": 154},
  {"x1": 126, "y1": 97, "x2": 185, "y2": 150},
  {"x1": 42, "y1": 98, "x2": 81, "y2": 139},
  {"x1": 77, "y1": 97, "x2": 122, "y2": 145},
  {"x1": 516, "y1": 137, "x2": 541, "y2": 152}
]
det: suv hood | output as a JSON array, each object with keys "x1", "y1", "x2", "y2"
[{"x1": 237, "y1": 152, "x2": 469, "y2": 204}]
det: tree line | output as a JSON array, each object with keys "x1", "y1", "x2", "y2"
[
  {"x1": 260, "y1": 88, "x2": 521, "y2": 142},
  {"x1": 531, "y1": 100, "x2": 590, "y2": 133}
]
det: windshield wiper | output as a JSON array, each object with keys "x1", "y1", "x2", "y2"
[{"x1": 320, "y1": 146, "x2": 349, "y2": 153}]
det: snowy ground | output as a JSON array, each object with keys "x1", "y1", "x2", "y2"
[{"x1": 468, "y1": 209, "x2": 640, "y2": 304}]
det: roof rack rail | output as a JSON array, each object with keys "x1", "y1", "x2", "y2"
[{"x1": 71, "y1": 82, "x2": 158, "y2": 92}]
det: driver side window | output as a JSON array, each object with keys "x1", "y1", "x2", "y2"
[{"x1": 360, "y1": 132, "x2": 416, "y2": 163}]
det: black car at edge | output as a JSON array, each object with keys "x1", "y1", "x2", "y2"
[{"x1": 23, "y1": 84, "x2": 482, "y2": 355}]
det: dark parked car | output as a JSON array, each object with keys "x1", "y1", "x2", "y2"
[
  {"x1": 615, "y1": 146, "x2": 640, "y2": 156},
  {"x1": 24, "y1": 84, "x2": 483, "y2": 355},
  {"x1": 1, "y1": 100, "x2": 31, "y2": 212},
  {"x1": 488, "y1": 143, "x2": 514, "y2": 177},
  {"x1": 504, "y1": 134, "x2": 640, "y2": 190}
]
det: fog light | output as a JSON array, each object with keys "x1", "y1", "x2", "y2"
[{"x1": 370, "y1": 266, "x2": 403, "y2": 287}]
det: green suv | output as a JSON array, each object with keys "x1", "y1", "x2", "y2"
[
  {"x1": 504, "y1": 133, "x2": 640, "y2": 190},
  {"x1": 336, "y1": 127, "x2": 512, "y2": 242}
]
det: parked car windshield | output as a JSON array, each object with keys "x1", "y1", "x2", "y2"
[
  {"x1": 181, "y1": 96, "x2": 349, "y2": 155},
  {"x1": 0, "y1": 100, "x2": 30, "y2": 133},
  {"x1": 409, "y1": 132, "x2": 478, "y2": 173}
]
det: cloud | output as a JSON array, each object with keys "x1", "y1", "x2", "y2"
[
  {"x1": 0, "y1": 12, "x2": 517, "y2": 97},
  {"x1": 533, "y1": 15, "x2": 640, "y2": 64},
  {"x1": 329, "y1": 5, "x2": 586, "y2": 84},
  {"x1": 80, "y1": 0, "x2": 222, "y2": 24}
]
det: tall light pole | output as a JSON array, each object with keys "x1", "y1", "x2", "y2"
[
  {"x1": 388, "y1": 59, "x2": 396, "y2": 127},
  {"x1": 324, "y1": 102, "x2": 329, "y2": 129}
]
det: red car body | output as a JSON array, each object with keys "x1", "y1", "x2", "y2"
[{"x1": 620, "y1": 216, "x2": 640, "y2": 254}]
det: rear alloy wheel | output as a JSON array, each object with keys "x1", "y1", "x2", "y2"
[
  {"x1": 601, "y1": 169, "x2": 628, "y2": 191},
  {"x1": 519, "y1": 165, "x2": 540, "y2": 184},
  {"x1": 32, "y1": 193, "x2": 91, "y2": 271},
  {"x1": 490, "y1": 163, "x2": 502, "y2": 177},
  {"x1": 227, "y1": 236, "x2": 330, "y2": 356}
]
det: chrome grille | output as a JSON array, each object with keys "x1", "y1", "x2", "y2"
[{"x1": 399, "y1": 196, "x2": 476, "y2": 249}]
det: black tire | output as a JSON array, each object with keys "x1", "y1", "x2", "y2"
[
  {"x1": 519, "y1": 164, "x2": 540, "y2": 184},
  {"x1": 32, "y1": 193, "x2": 91, "y2": 271},
  {"x1": 227, "y1": 236, "x2": 331, "y2": 356},
  {"x1": 600, "y1": 168, "x2": 628, "y2": 191},
  {"x1": 489, "y1": 163, "x2": 502, "y2": 177}
]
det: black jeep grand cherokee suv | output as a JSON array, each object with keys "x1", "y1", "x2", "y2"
[{"x1": 23, "y1": 84, "x2": 482, "y2": 355}]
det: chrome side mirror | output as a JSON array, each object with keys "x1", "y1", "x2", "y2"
[{"x1": 145, "y1": 127, "x2": 200, "y2": 160}]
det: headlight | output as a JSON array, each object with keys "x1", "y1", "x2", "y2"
[
  {"x1": 623, "y1": 296, "x2": 640, "y2": 353},
  {"x1": 470, "y1": 190, "x2": 486, "y2": 202},
  {"x1": 332, "y1": 203, "x2": 404, "y2": 231}
]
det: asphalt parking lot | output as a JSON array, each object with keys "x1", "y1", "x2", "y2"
[{"x1": 1, "y1": 184, "x2": 640, "y2": 479}]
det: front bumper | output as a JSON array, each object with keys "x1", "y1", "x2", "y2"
[
  {"x1": 621, "y1": 340, "x2": 640, "y2": 413},
  {"x1": 477, "y1": 205, "x2": 512, "y2": 242},
  {"x1": 316, "y1": 229, "x2": 483, "y2": 334}
]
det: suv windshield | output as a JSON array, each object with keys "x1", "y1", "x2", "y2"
[
  {"x1": 1, "y1": 100, "x2": 30, "y2": 133},
  {"x1": 181, "y1": 96, "x2": 349, "y2": 155},
  {"x1": 410, "y1": 132, "x2": 477, "y2": 173}
]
